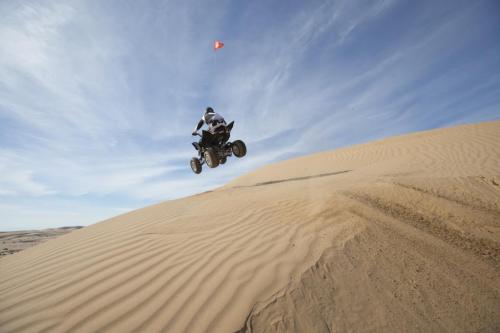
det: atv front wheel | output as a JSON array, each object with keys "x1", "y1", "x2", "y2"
[
  {"x1": 190, "y1": 157, "x2": 202, "y2": 174},
  {"x1": 232, "y1": 140, "x2": 247, "y2": 158},
  {"x1": 204, "y1": 148, "x2": 219, "y2": 168}
]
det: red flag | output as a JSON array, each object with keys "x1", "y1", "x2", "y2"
[{"x1": 214, "y1": 40, "x2": 224, "y2": 51}]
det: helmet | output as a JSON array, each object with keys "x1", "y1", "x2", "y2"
[{"x1": 205, "y1": 107, "x2": 214, "y2": 114}]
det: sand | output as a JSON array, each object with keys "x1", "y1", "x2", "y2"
[
  {"x1": 0, "y1": 227, "x2": 82, "y2": 257},
  {"x1": 0, "y1": 121, "x2": 499, "y2": 332}
]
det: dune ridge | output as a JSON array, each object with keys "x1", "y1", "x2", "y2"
[{"x1": 1, "y1": 121, "x2": 499, "y2": 332}]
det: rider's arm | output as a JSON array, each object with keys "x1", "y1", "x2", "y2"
[{"x1": 193, "y1": 118, "x2": 204, "y2": 133}]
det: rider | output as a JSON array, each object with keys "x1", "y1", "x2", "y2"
[{"x1": 192, "y1": 107, "x2": 227, "y2": 135}]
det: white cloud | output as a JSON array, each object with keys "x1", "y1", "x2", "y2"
[
  {"x1": 0, "y1": 201, "x2": 130, "y2": 231},
  {"x1": 0, "y1": 0, "x2": 499, "y2": 230}
]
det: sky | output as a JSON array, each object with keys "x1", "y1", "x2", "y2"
[{"x1": 1, "y1": 0, "x2": 499, "y2": 231}]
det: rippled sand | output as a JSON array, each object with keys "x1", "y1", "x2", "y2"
[{"x1": 1, "y1": 121, "x2": 499, "y2": 332}]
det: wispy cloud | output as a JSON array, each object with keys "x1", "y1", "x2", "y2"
[{"x1": 1, "y1": 0, "x2": 499, "y2": 229}]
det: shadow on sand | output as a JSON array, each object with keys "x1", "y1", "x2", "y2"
[{"x1": 241, "y1": 170, "x2": 352, "y2": 188}]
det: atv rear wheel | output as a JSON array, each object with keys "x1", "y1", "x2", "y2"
[
  {"x1": 204, "y1": 148, "x2": 219, "y2": 168},
  {"x1": 190, "y1": 157, "x2": 202, "y2": 174},
  {"x1": 232, "y1": 140, "x2": 247, "y2": 158}
]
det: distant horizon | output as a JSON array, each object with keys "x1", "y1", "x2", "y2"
[
  {"x1": 1, "y1": 0, "x2": 500, "y2": 230},
  {"x1": 1, "y1": 226, "x2": 83, "y2": 232}
]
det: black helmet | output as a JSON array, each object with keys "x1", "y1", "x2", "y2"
[{"x1": 205, "y1": 107, "x2": 214, "y2": 114}]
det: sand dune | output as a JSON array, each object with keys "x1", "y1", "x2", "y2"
[{"x1": 1, "y1": 121, "x2": 499, "y2": 332}]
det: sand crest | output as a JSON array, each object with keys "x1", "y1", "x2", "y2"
[{"x1": 1, "y1": 121, "x2": 499, "y2": 332}]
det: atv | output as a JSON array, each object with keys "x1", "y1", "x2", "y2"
[{"x1": 190, "y1": 121, "x2": 246, "y2": 174}]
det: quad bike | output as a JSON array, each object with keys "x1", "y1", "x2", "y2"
[{"x1": 190, "y1": 121, "x2": 246, "y2": 174}]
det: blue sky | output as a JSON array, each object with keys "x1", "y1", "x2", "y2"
[{"x1": 1, "y1": 0, "x2": 499, "y2": 230}]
